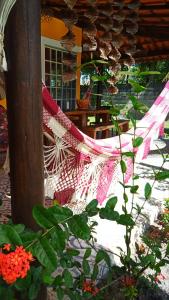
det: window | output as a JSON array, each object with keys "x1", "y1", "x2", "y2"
[{"x1": 42, "y1": 37, "x2": 80, "y2": 111}]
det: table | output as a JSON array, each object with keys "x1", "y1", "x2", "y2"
[
  {"x1": 65, "y1": 109, "x2": 112, "y2": 128},
  {"x1": 65, "y1": 109, "x2": 129, "y2": 139}
]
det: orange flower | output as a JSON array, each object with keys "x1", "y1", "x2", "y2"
[
  {"x1": 82, "y1": 280, "x2": 99, "y2": 296},
  {"x1": 0, "y1": 245, "x2": 34, "y2": 284},
  {"x1": 3, "y1": 244, "x2": 11, "y2": 252}
]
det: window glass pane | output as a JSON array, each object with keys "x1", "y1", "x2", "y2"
[
  {"x1": 57, "y1": 64, "x2": 62, "y2": 75},
  {"x1": 50, "y1": 75, "x2": 56, "y2": 88},
  {"x1": 57, "y1": 77, "x2": 62, "y2": 87},
  {"x1": 45, "y1": 74, "x2": 50, "y2": 86},
  {"x1": 44, "y1": 46, "x2": 76, "y2": 110},
  {"x1": 51, "y1": 88, "x2": 56, "y2": 99},
  {"x1": 51, "y1": 62, "x2": 56, "y2": 74},
  {"x1": 45, "y1": 48, "x2": 50, "y2": 60},
  {"x1": 57, "y1": 88, "x2": 62, "y2": 99},
  {"x1": 51, "y1": 49, "x2": 56, "y2": 61},
  {"x1": 57, "y1": 51, "x2": 62, "y2": 62},
  {"x1": 45, "y1": 61, "x2": 50, "y2": 74}
]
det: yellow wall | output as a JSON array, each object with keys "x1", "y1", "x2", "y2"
[
  {"x1": 41, "y1": 17, "x2": 82, "y2": 100},
  {"x1": 0, "y1": 98, "x2": 6, "y2": 109}
]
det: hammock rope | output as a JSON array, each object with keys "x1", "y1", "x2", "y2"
[
  {"x1": 42, "y1": 81, "x2": 169, "y2": 205},
  {"x1": 0, "y1": 0, "x2": 16, "y2": 71}
]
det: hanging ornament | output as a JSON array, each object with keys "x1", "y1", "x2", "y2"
[
  {"x1": 99, "y1": 18, "x2": 113, "y2": 32},
  {"x1": 111, "y1": 33, "x2": 124, "y2": 49},
  {"x1": 109, "y1": 46, "x2": 121, "y2": 61},
  {"x1": 60, "y1": 30, "x2": 76, "y2": 51},
  {"x1": 58, "y1": 9, "x2": 78, "y2": 28},
  {"x1": 108, "y1": 85, "x2": 119, "y2": 94},
  {"x1": 79, "y1": 18, "x2": 97, "y2": 36},
  {"x1": 127, "y1": 0, "x2": 140, "y2": 10},
  {"x1": 123, "y1": 44, "x2": 137, "y2": 55},
  {"x1": 101, "y1": 3, "x2": 114, "y2": 17},
  {"x1": 126, "y1": 21, "x2": 138, "y2": 34},
  {"x1": 126, "y1": 11, "x2": 139, "y2": 22},
  {"x1": 83, "y1": 35, "x2": 97, "y2": 51},
  {"x1": 62, "y1": 53, "x2": 76, "y2": 67},
  {"x1": 64, "y1": 0, "x2": 77, "y2": 10},
  {"x1": 113, "y1": 0, "x2": 125, "y2": 9},
  {"x1": 84, "y1": 6, "x2": 98, "y2": 23},
  {"x1": 123, "y1": 54, "x2": 135, "y2": 67},
  {"x1": 107, "y1": 75, "x2": 118, "y2": 85},
  {"x1": 99, "y1": 31, "x2": 112, "y2": 43},
  {"x1": 109, "y1": 61, "x2": 121, "y2": 73},
  {"x1": 112, "y1": 20, "x2": 123, "y2": 34},
  {"x1": 62, "y1": 68, "x2": 76, "y2": 82},
  {"x1": 113, "y1": 10, "x2": 126, "y2": 22}
]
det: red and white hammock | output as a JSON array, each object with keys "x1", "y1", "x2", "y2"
[{"x1": 42, "y1": 81, "x2": 169, "y2": 205}]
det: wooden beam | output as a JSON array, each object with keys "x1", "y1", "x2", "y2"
[{"x1": 4, "y1": 0, "x2": 44, "y2": 231}]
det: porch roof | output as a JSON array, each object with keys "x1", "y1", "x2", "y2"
[{"x1": 41, "y1": 0, "x2": 169, "y2": 63}]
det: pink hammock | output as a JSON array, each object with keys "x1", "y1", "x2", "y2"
[{"x1": 42, "y1": 81, "x2": 169, "y2": 205}]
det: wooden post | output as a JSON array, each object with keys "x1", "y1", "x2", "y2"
[{"x1": 4, "y1": 0, "x2": 44, "y2": 231}]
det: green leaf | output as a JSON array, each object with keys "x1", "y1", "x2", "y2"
[
  {"x1": 50, "y1": 225, "x2": 66, "y2": 252},
  {"x1": 139, "y1": 71, "x2": 161, "y2": 76},
  {"x1": 66, "y1": 248, "x2": 80, "y2": 256},
  {"x1": 67, "y1": 214, "x2": 90, "y2": 240},
  {"x1": 33, "y1": 237, "x2": 57, "y2": 271},
  {"x1": 118, "y1": 214, "x2": 135, "y2": 226},
  {"x1": 48, "y1": 205, "x2": 73, "y2": 223},
  {"x1": 144, "y1": 183, "x2": 152, "y2": 199},
  {"x1": 155, "y1": 170, "x2": 169, "y2": 181},
  {"x1": 128, "y1": 95, "x2": 139, "y2": 107},
  {"x1": 42, "y1": 271, "x2": 54, "y2": 285},
  {"x1": 110, "y1": 106, "x2": 120, "y2": 116},
  {"x1": 99, "y1": 208, "x2": 119, "y2": 221},
  {"x1": 122, "y1": 151, "x2": 135, "y2": 158},
  {"x1": 0, "y1": 224, "x2": 22, "y2": 245},
  {"x1": 166, "y1": 243, "x2": 169, "y2": 256},
  {"x1": 85, "y1": 199, "x2": 98, "y2": 216},
  {"x1": 28, "y1": 283, "x2": 40, "y2": 300},
  {"x1": 132, "y1": 137, "x2": 143, "y2": 148},
  {"x1": 13, "y1": 224, "x2": 25, "y2": 234},
  {"x1": 128, "y1": 79, "x2": 146, "y2": 93},
  {"x1": 91, "y1": 263, "x2": 99, "y2": 281},
  {"x1": 120, "y1": 160, "x2": 127, "y2": 173},
  {"x1": 83, "y1": 259, "x2": 90, "y2": 275},
  {"x1": 141, "y1": 254, "x2": 155, "y2": 266},
  {"x1": 77, "y1": 59, "x2": 109, "y2": 70},
  {"x1": 56, "y1": 287, "x2": 64, "y2": 300},
  {"x1": 53, "y1": 275, "x2": 63, "y2": 286},
  {"x1": 96, "y1": 249, "x2": 111, "y2": 267},
  {"x1": 21, "y1": 231, "x2": 38, "y2": 247},
  {"x1": 105, "y1": 196, "x2": 118, "y2": 210},
  {"x1": 128, "y1": 95, "x2": 148, "y2": 112},
  {"x1": 123, "y1": 193, "x2": 128, "y2": 203},
  {"x1": 33, "y1": 205, "x2": 58, "y2": 229},
  {"x1": 130, "y1": 185, "x2": 139, "y2": 194},
  {"x1": 84, "y1": 248, "x2": 92, "y2": 259},
  {"x1": 63, "y1": 269, "x2": 73, "y2": 288},
  {"x1": 91, "y1": 74, "x2": 109, "y2": 82},
  {"x1": 14, "y1": 271, "x2": 31, "y2": 290}
]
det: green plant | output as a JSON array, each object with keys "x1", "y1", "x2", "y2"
[{"x1": 1, "y1": 76, "x2": 169, "y2": 300}]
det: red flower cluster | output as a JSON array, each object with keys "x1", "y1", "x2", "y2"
[
  {"x1": 0, "y1": 244, "x2": 33, "y2": 284},
  {"x1": 121, "y1": 275, "x2": 136, "y2": 287},
  {"x1": 82, "y1": 279, "x2": 99, "y2": 296}
]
